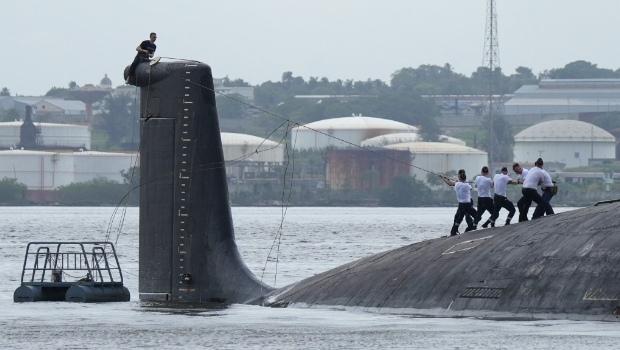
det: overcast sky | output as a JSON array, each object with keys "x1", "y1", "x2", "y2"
[{"x1": 3, "y1": 0, "x2": 620, "y2": 96}]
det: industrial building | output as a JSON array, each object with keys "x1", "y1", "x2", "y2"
[
  {"x1": 291, "y1": 115, "x2": 418, "y2": 150},
  {"x1": 0, "y1": 149, "x2": 137, "y2": 190},
  {"x1": 0, "y1": 96, "x2": 86, "y2": 124},
  {"x1": 505, "y1": 79, "x2": 620, "y2": 116},
  {"x1": 325, "y1": 148, "x2": 411, "y2": 190},
  {"x1": 361, "y1": 132, "x2": 466, "y2": 147},
  {"x1": 0, "y1": 121, "x2": 91, "y2": 150},
  {"x1": 221, "y1": 132, "x2": 284, "y2": 180},
  {"x1": 213, "y1": 78, "x2": 254, "y2": 101},
  {"x1": 384, "y1": 142, "x2": 488, "y2": 185},
  {"x1": 513, "y1": 120, "x2": 616, "y2": 169}
]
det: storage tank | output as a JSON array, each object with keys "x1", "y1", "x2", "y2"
[
  {"x1": 0, "y1": 121, "x2": 90, "y2": 149},
  {"x1": 0, "y1": 122, "x2": 22, "y2": 148},
  {"x1": 513, "y1": 120, "x2": 616, "y2": 169},
  {"x1": 291, "y1": 116, "x2": 418, "y2": 150},
  {"x1": 0, "y1": 150, "x2": 137, "y2": 190},
  {"x1": 221, "y1": 132, "x2": 284, "y2": 180},
  {"x1": 39, "y1": 123, "x2": 91, "y2": 150},
  {"x1": 221, "y1": 132, "x2": 284, "y2": 163},
  {"x1": 384, "y1": 142, "x2": 488, "y2": 185},
  {"x1": 361, "y1": 132, "x2": 466, "y2": 147},
  {"x1": 0, "y1": 150, "x2": 75, "y2": 190},
  {"x1": 72, "y1": 151, "x2": 138, "y2": 184}
]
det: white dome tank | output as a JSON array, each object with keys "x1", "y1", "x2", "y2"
[
  {"x1": 221, "y1": 132, "x2": 284, "y2": 163},
  {"x1": 514, "y1": 120, "x2": 616, "y2": 168},
  {"x1": 291, "y1": 115, "x2": 418, "y2": 150},
  {"x1": 384, "y1": 142, "x2": 488, "y2": 185},
  {"x1": 361, "y1": 132, "x2": 466, "y2": 147}
]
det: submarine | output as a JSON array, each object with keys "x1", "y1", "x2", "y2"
[{"x1": 126, "y1": 60, "x2": 620, "y2": 320}]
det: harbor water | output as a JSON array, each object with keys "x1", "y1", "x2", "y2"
[{"x1": 1, "y1": 206, "x2": 619, "y2": 349}]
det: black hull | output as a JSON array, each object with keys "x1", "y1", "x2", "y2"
[
  {"x1": 130, "y1": 60, "x2": 620, "y2": 320},
  {"x1": 265, "y1": 203, "x2": 620, "y2": 320}
]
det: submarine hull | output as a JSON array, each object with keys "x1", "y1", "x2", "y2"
[
  {"x1": 265, "y1": 202, "x2": 620, "y2": 320},
  {"x1": 130, "y1": 59, "x2": 620, "y2": 320}
]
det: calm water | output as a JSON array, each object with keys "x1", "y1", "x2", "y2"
[{"x1": 1, "y1": 206, "x2": 619, "y2": 350}]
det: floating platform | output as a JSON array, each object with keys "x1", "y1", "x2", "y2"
[{"x1": 14, "y1": 242, "x2": 130, "y2": 303}]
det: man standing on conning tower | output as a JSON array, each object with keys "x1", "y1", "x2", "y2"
[{"x1": 125, "y1": 32, "x2": 157, "y2": 84}]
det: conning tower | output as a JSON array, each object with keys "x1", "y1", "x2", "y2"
[{"x1": 125, "y1": 60, "x2": 272, "y2": 303}]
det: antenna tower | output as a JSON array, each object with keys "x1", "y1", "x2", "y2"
[{"x1": 481, "y1": 0, "x2": 501, "y2": 168}]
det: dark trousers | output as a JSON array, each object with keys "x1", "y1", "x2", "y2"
[
  {"x1": 489, "y1": 194, "x2": 516, "y2": 223},
  {"x1": 453, "y1": 201, "x2": 477, "y2": 231},
  {"x1": 517, "y1": 195, "x2": 529, "y2": 222},
  {"x1": 521, "y1": 188, "x2": 545, "y2": 220},
  {"x1": 474, "y1": 197, "x2": 494, "y2": 225},
  {"x1": 541, "y1": 189, "x2": 555, "y2": 215},
  {"x1": 128, "y1": 55, "x2": 144, "y2": 78}
]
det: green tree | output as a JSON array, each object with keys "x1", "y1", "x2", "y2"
[
  {"x1": 97, "y1": 94, "x2": 138, "y2": 148},
  {"x1": 380, "y1": 175, "x2": 431, "y2": 206},
  {"x1": 481, "y1": 114, "x2": 514, "y2": 163},
  {"x1": 508, "y1": 66, "x2": 539, "y2": 93},
  {"x1": 216, "y1": 93, "x2": 246, "y2": 119},
  {"x1": 592, "y1": 112, "x2": 620, "y2": 131},
  {"x1": 120, "y1": 166, "x2": 140, "y2": 204},
  {"x1": 515, "y1": 66, "x2": 535, "y2": 78},
  {"x1": 222, "y1": 77, "x2": 251, "y2": 87},
  {"x1": 45, "y1": 86, "x2": 72, "y2": 98},
  {"x1": 1, "y1": 108, "x2": 20, "y2": 122},
  {"x1": 56, "y1": 177, "x2": 126, "y2": 205},
  {"x1": 0, "y1": 177, "x2": 27, "y2": 203},
  {"x1": 391, "y1": 64, "x2": 471, "y2": 95},
  {"x1": 549, "y1": 60, "x2": 619, "y2": 79},
  {"x1": 427, "y1": 170, "x2": 457, "y2": 187},
  {"x1": 0, "y1": 87, "x2": 10, "y2": 96},
  {"x1": 361, "y1": 169, "x2": 379, "y2": 190}
]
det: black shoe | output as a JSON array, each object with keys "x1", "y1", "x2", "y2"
[
  {"x1": 481, "y1": 222, "x2": 489, "y2": 229},
  {"x1": 505, "y1": 221, "x2": 511, "y2": 226},
  {"x1": 450, "y1": 232, "x2": 459, "y2": 236},
  {"x1": 465, "y1": 225, "x2": 477, "y2": 232},
  {"x1": 491, "y1": 222, "x2": 495, "y2": 227}
]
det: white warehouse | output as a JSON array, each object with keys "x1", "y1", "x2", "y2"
[
  {"x1": 513, "y1": 120, "x2": 616, "y2": 169},
  {"x1": 291, "y1": 115, "x2": 418, "y2": 150},
  {"x1": 384, "y1": 142, "x2": 488, "y2": 185},
  {"x1": 0, "y1": 150, "x2": 137, "y2": 190}
]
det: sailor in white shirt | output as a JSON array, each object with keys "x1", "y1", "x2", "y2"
[
  {"x1": 513, "y1": 162, "x2": 530, "y2": 222},
  {"x1": 473, "y1": 166, "x2": 494, "y2": 229},
  {"x1": 482, "y1": 166, "x2": 517, "y2": 227},
  {"x1": 440, "y1": 169, "x2": 477, "y2": 236},
  {"x1": 540, "y1": 169, "x2": 555, "y2": 215},
  {"x1": 521, "y1": 158, "x2": 547, "y2": 220}
]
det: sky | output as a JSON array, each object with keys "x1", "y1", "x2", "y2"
[{"x1": 3, "y1": 0, "x2": 620, "y2": 96}]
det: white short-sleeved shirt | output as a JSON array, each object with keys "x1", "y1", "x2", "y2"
[
  {"x1": 493, "y1": 173, "x2": 512, "y2": 197},
  {"x1": 474, "y1": 175, "x2": 492, "y2": 198},
  {"x1": 454, "y1": 181, "x2": 472, "y2": 203},
  {"x1": 541, "y1": 170, "x2": 554, "y2": 189},
  {"x1": 517, "y1": 168, "x2": 529, "y2": 181},
  {"x1": 523, "y1": 167, "x2": 545, "y2": 189}
]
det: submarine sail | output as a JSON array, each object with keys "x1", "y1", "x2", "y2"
[{"x1": 126, "y1": 60, "x2": 272, "y2": 303}]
